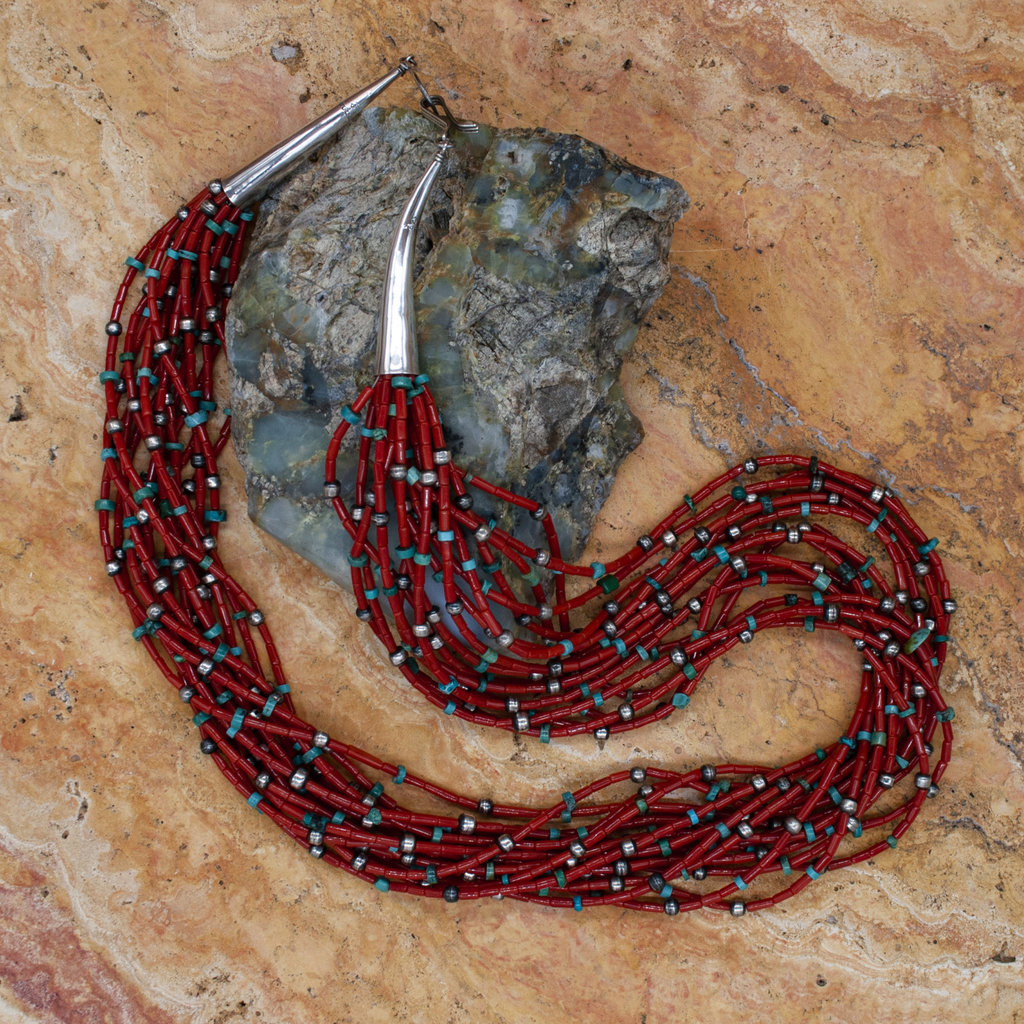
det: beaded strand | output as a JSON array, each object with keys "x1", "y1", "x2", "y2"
[{"x1": 96, "y1": 180, "x2": 954, "y2": 915}]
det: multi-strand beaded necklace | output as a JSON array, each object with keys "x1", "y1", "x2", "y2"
[{"x1": 95, "y1": 59, "x2": 954, "y2": 915}]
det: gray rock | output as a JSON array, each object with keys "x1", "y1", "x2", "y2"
[{"x1": 226, "y1": 106, "x2": 686, "y2": 584}]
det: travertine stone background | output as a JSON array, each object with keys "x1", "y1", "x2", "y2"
[{"x1": 1, "y1": 2, "x2": 1022, "y2": 1022}]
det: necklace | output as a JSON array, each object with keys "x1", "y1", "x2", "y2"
[{"x1": 95, "y1": 58, "x2": 955, "y2": 915}]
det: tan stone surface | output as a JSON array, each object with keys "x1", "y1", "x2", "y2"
[{"x1": 1, "y1": 1, "x2": 1022, "y2": 1021}]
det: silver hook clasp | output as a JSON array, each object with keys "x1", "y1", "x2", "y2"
[{"x1": 418, "y1": 95, "x2": 479, "y2": 136}]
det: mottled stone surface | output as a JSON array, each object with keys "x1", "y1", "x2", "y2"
[
  {"x1": 3, "y1": 1, "x2": 1024, "y2": 1023},
  {"x1": 227, "y1": 107, "x2": 685, "y2": 577}
]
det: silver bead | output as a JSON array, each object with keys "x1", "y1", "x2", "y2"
[
  {"x1": 839, "y1": 797, "x2": 858, "y2": 815},
  {"x1": 136, "y1": 508, "x2": 150, "y2": 525},
  {"x1": 912, "y1": 683, "x2": 927, "y2": 699},
  {"x1": 105, "y1": 559, "x2": 122, "y2": 576},
  {"x1": 458, "y1": 814, "x2": 476, "y2": 835},
  {"x1": 914, "y1": 773, "x2": 931, "y2": 790},
  {"x1": 846, "y1": 816, "x2": 860, "y2": 833},
  {"x1": 661, "y1": 529, "x2": 678, "y2": 548},
  {"x1": 152, "y1": 576, "x2": 171, "y2": 595},
  {"x1": 609, "y1": 876, "x2": 625, "y2": 893},
  {"x1": 743, "y1": 458, "x2": 758, "y2": 474},
  {"x1": 176, "y1": 205, "x2": 190, "y2": 221},
  {"x1": 496, "y1": 834, "x2": 515, "y2": 853},
  {"x1": 200, "y1": 198, "x2": 218, "y2": 216},
  {"x1": 388, "y1": 463, "x2": 407, "y2": 481},
  {"x1": 823, "y1": 604, "x2": 839, "y2": 624},
  {"x1": 534, "y1": 549, "x2": 550, "y2": 567},
  {"x1": 620, "y1": 839, "x2": 637, "y2": 858},
  {"x1": 613, "y1": 858, "x2": 630, "y2": 876},
  {"x1": 694, "y1": 525, "x2": 712, "y2": 545},
  {"x1": 204, "y1": 306, "x2": 221, "y2": 323},
  {"x1": 309, "y1": 829, "x2": 325, "y2": 846},
  {"x1": 195, "y1": 585, "x2": 212, "y2": 601},
  {"x1": 603, "y1": 620, "x2": 618, "y2": 638},
  {"x1": 248, "y1": 609, "x2": 264, "y2": 626},
  {"x1": 879, "y1": 595, "x2": 896, "y2": 612},
  {"x1": 352, "y1": 852, "x2": 368, "y2": 871},
  {"x1": 429, "y1": 634, "x2": 444, "y2": 650},
  {"x1": 289, "y1": 769, "x2": 308, "y2": 790},
  {"x1": 413, "y1": 623, "x2": 431, "y2": 638},
  {"x1": 630, "y1": 767, "x2": 647, "y2": 784},
  {"x1": 538, "y1": 604, "x2": 553, "y2": 620},
  {"x1": 878, "y1": 629, "x2": 893, "y2": 643},
  {"x1": 400, "y1": 833, "x2": 417, "y2": 854},
  {"x1": 497, "y1": 630, "x2": 514, "y2": 648},
  {"x1": 787, "y1": 527, "x2": 801, "y2": 544},
  {"x1": 870, "y1": 485, "x2": 885, "y2": 503},
  {"x1": 420, "y1": 469, "x2": 438, "y2": 486},
  {"x1": 446, "y1": 600, "x2": 464, "y2": 615},
  {"x1": 513, "y1": 712, "x2": 529, "y2": 732},
  {"x1": 106, "y1": 418, "x2": 124, "y2": 434},
  {"x1": 201, "y1": 535, "x2": 217, "y2": 551},
  {"x1": 736, "y1": 822, "x2": 754, "y2": 840},
  {"x1": 688, "y1": 597, "x2": 703, "y2": 614},
  {"x1": 913, "y1": 560, "x2": 931, "y2": 577},
  {"x1": 179, "y1": 686, "x2": 195, "y2": 703},
  {"x1": 750, "y1": 774, "x2": 767, "y2": 792},
  {"x1": 474, "y1": 523, "x2": 492, "y2": 542},
  {"x1": 727, "y1": 524, "x2": 742, "y2": 540},
  {"x1": 776, "y1": 777, "x2": 792, "y2": 793},
  {"x1": 390, "y1": 649, "x2": 408, "y2": 666},
  {"x1": 730, "y1": 555, "x2": 747, "y2": 577},
  {"x1": 146, "y1": 602, "x2": 164, "y2": 621},
  {"x1": 700, "y1": 764, "x2": 716, "y2": 783},
  {"x1": 546, "y1": 678, "x2": 562, "y2": 695},
  {"x1": 530, "y1": 504, "x2": 546, "y2": 520},
  {"x1": 594, "y1": 726, "x2": 610, "y2": 741},
  {"x1": 738, "y1": 629, "x2": 753, "y2": 644},
  {"x1": 942, "y1": 599, "x2": 957, "y2": 614},
  {"x1": 506, "y1": 697, "x2": 520, "y2": 713},
  {"x1": 433, "y1": 449, "x2": 451, "y2": 465},
  {"x1": 371, "y1": 511, "x2": 389, "y2": 526},
  {"x1": 255, "y1": 771, "x2": 270, "y2": 790},
  {"x1": 730, "y1": 901, "x2": 746, "y2": 917},
  {"x1": 208, "y1": 179, "x2": 223, "y2": 195},
  {"x1": 179, "y1": 318, "x2": 196, "y2": 333},
  {"x1": 477, "y1": 798, "x2": 494, "y2": 815},
  {"x1": 927, "y1": 783, "x2": 940, "y2": 798},
  {"x1": 309, "y1": 845, "x2": 325, "y2": 859},
  {"x1": 827, "y1": 492, "x2": 840, "y2": 505},
  {"x1": 314, "y1": 731, "x2": 329, "y2": 748},
  {"x1": 569, "y1": 840, "x2": 586, "y2": 858},
  {"x1": 878, "y1": 773, "x2": 895, "y2": 789},
  {"x1": 126, "y1": 398, "x2": 141, "y2": 414},
  {"x1": 197, "y1": 658, "x2": 214, "y2": 676},
  {"x1": 637, "y1": 534, "x2": 654, "y2": 552},
  {"x1": 105, "y1": 320, "x2": 123, "y2": 336},
  {"x1": 152, "y1": 339, "x2": 173, "y2": 357},
  {"x1": 884, "y1": 641, "x2": 901, "y2": 658},
  {"x1": 895, "y1": 590, "x2": 909, "y2": 604},
  {"x1": 617, "y1": 703, "x2": 635, "y2": 722},
  {"x1": 670, "y1": 646, "x2": 688, "y2": 667},
  {"x1": 144, "y1": 435, "x2": 162, "y2": 451},
  {"x1": 783, "y1": 815, "x2": 803, "y2": 835}
]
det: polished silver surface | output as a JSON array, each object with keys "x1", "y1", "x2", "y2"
[
  {"x1": 374, "y1": 141, "x2": 450, "y2": 376},
  {"x1": 223, "y1": 57, "x2": 415, "y2": 208},
  {"x1": 376, "y1": 99, "x2": 479, "y2": 377}
]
